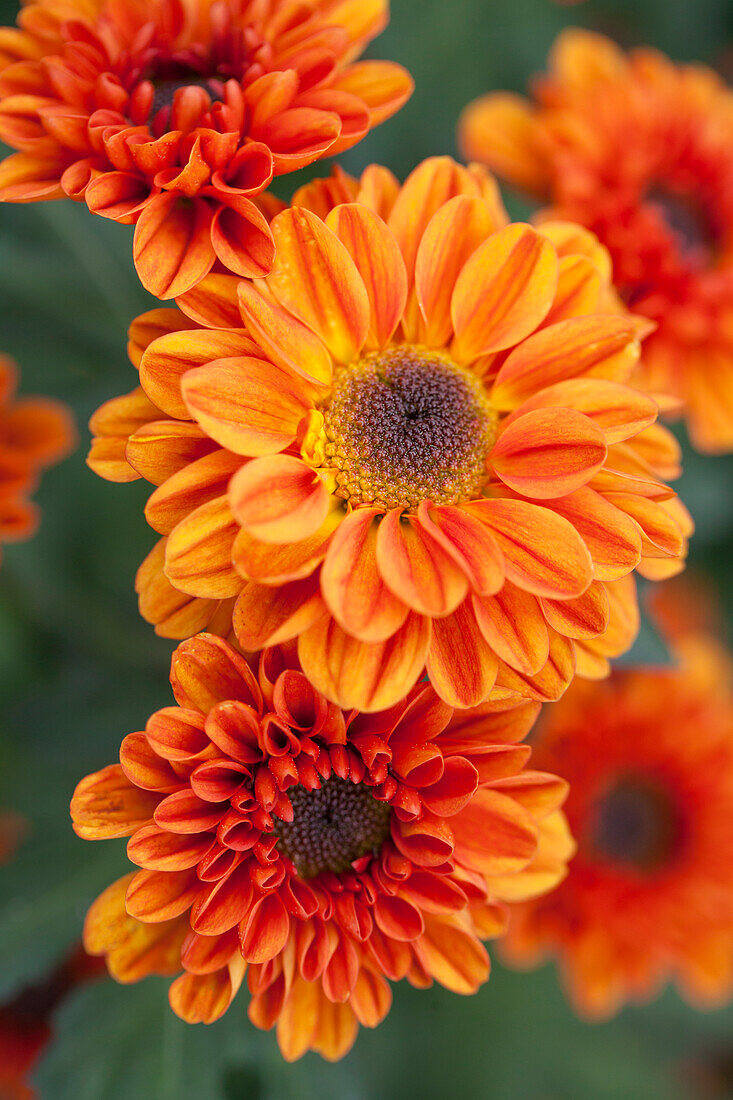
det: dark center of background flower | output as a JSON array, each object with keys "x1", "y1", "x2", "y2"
[
  {"x1": 271, "y1": 776, "x2": 392, "y2": 879},
  {"x1": 647, "y1": 185, "x2": 717, "y2": 262},
  {"x1": 320, "y1": 347, "x2": 498, "y2": 510},
  {"x1": 588, "y1": 775, "x2": 682, "y2": 871}
]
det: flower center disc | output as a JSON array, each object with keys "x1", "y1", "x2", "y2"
[
  {"x1": 272, "y1": 776, "x2": 391, "y2": 879},
  {"x1": 320, "y1": 347, "x2": 498, "y2": 510},
  {"x1": 647, "y1": 185, "x2": 717, "y2": 262},
  {"x1": 589, "y1": 776, "x2": 681, "y2": 871}
]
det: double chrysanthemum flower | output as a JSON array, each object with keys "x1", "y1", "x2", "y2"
[
  {"x1": 72, "y1": 632, "x2": 572, "y2": 1060},
  {"x1": 89, "y1": 156, "x2": 690, "y2": 712},
  {"x1": 459, "y1": 28, "x2": 733, "y2": 452},
  {"x1": 0, "y1": 0, "x2": 412, "y2": 296},
  {"x1": 502, "y1": 580, "x2": 733, "y2": 1017}
]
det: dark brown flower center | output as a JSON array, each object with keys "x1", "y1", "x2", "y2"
[
  {"x1": 320, "y1": 347, "x2": 498, "y2": 510},
  {"x1": 647, "y1": 185, "x2": 717, "y2": 261},
  {"x1": 589, "y1": 775, "x2": 681, "y2": 871},
  {"x1": 272, "y1": 777, "x2": 391, "y2": 879}
]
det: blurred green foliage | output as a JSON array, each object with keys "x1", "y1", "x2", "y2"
[{"x1": 0, "y1": 0, "x2": 732, "y2": 1096}]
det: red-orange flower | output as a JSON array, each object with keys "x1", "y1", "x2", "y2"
[
  {"x1": 0, "y1": 353, "x2": 75, "y2": 558},
  {"x1": 0, "y1": 0, "x2": 412, "y2": 298},
  {"x1": 459, "y1": 29, "x2": 733, "y2": 452},
  {"x1": 72, "y1": 631, "x2": 572, "y2": 1061},
  {"x1": 501, "y1": 581, "x2": 733, "y2": 1018},
  {"x1": 88, "y1": 157, "x2": 690, "y2": 711},
  {"x1": 0, "y1": 945, "x2": 105, "y2": 1100}
]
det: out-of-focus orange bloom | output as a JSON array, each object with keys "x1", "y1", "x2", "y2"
[
  {"x1": 459, "y1": 29, "x2": 733, "y2": 452},
  {"x1": 88, "y1": 157, "x2": 690, "y2": 712},
  {"x1": 0, "y1": 354, "x2": 75, "y2": 558},
  {"x1": 72, "y1": 632, "x2": 572, "y2": 1061},
  {"x1": 501, "y1": 578, "x2": 733, "y2": 1018},
  {"x1": 0, "y1": 0, "x2": 412, "y2": 298},
  {"x1": 0, "y1": 945, "x2": 106, "y2": 1100}
]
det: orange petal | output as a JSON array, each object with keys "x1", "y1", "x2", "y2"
[
  {"x1": 320, "y1": 507, "x2": 409, "y2": 643},
  {"x1": 505, "y1": 378, "x2": 658, "y2": 445},
  {"x1": 71, "y1": 765, "x2": 159, "y2": 839},
  {"x1": 136, "y1": 538, "x2": 230, "y2": 638},
  {"x1": 416, "y1": 502, "x2": 505, "y2": 596},
  {"x1": 133, "y1": 193, "x2": 215, "y2": 299},
  {"x1": 325, "y1": 203, "x2": 407, "y2": 349},
  {"x1": 190, "y1": 863, "x2": 254, "y2": 936},
  {"x1": 145, "y1": 450, "x2": 242, "y2": 535},
  {"x1": 414, "y1": 195, "x2": 497, "y2": 347},
  {"x1": 125, "y1": 867, "x2": 199, "y2": 922},
  {"x1": 349, "y1": 967, "x2": 392, "y2": 1027},
  {"x1": 468, "y1": 498, "x2": 592, "y2": 598},
  {"x1": 127, "y1": 823, "x2": 212, "y2": 871},
  {"x1": 126, "y1": 421, "x2": 218, "y2": 486},
  {"x1": 451, "y1": 224, "x2": 557, "y2": 359},
  {"x1": 128, "y1": 307, "x2": 195, "y2": 369},
  {"x1": 331, "y1": 59, "x2": 414, "y2": 126},
  {"x1": 165, "y1": 495, "x2": 242, "y2": 599},
  {"x1": 298, "y1": 612, "x2": 430, "y2": 711},
  {"x1": 495, "y1": 627, "x2": 575, "y2": 701},
  {"x1": 425, "y1": 600, "x2": 498, "y2": 707},
  {"x1": 547, "y1": 486, "x2": 641, "y2": 582},
  {"x1": 233, "y1": 576, "x2": 325, "y2": 649},
  {"x1": 606, "y1": 493, "x2": 684, "y2": 558},
  {"x1": 492, "y1": 407, "x2": 607, "y2": 498},
  {"x1": 451, "y1": 787, "x2": 538, "y2": 874},
  {"x1": 228, "y1": 454, "x2": 330, "y2": 543},
  {"x1": 84, "y1": 874, "x2": 187, "y2": 981},
  {"x1": 472, "y1": 583, "x2": 549, "y2": 675},
  {"x1": 240, "y1": 893, "x2": 290, "y2": 963},
  {"x1": 169, "y1": 964, "x2": 243, "y2": 1024},
  {"x1": 374, "y1": 895, "x2": 424, "y2": 941},
  {"x1": 237, "y1": 280, "x2": 333, "y2": 387},
  {"x1": 176, "y1": 271, "x2": 242, "y2": 329},
  {"x1": 540, "y1": 580, "x2": 610, "y2": 640},
  {"x1": 491, "y1": 315, "x2": 641, "y2": 410},
  {"x1": 376, "y1": 509, "x2": 469, "y2": 617},
  {"x1": 232, "y1": 508, "x2": 339, "y2": 583},
  {"x1": 140, "y1": 328, "x2": 257, "y2": 421},
  {"x1": 541, "y1": 254, "x2": 602, "y2": 326},
  {"x1": 266, "y1": 207, "x2": 370, "y2": 362},
  {"x1": 181, "y1": 356, "x2": 313, "y2": 456},
  {"x1": 457, "y1": 92, "x2": 546, "y2": 194},
  {"x1": 414, "y1": 916, "x2": 490, "y2": 994}
]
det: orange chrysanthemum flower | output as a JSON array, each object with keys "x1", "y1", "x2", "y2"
[
  {"x1": 0, "y1": 0, "x2": 412, "y2": 298},
  {"x1": 459, "y1": 29, "x2": 733, "y2": 452},
  {"x1": 71, "y1": 631, "x2": 572, "y2": 1061},
  {"x1": 89, "y1": 157, "x2": 690, "y2": 712},
  {"x1": 501, "y1": 583, "x2": 733, "y2": 1018},
  {"x1": 0, "y1": 353, "x2": 75, "y2": 557}
]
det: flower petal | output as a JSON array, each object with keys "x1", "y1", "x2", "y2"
[
  {"x1": 376, "y1": 509, "x2": 469, "y2": 617},
  {"x1": 232, "y1": 508, "x2": 339, "y2": 583},
  {"x1": 452, "y1": 224, "x2": 558, "y2": 359},
  {"x1": 133, "y1": 193, "x2": 215, "y2": 299},
  {"x1": 547, "y1": 486, "x2": 641, "y2": 581},
  {"x1": 140, "y1": 329, "x2": 257, "y2": 420},
  {"x1": 71, "y1": 765, "x2": 159, "y2": 839},
  {"x1": 416, "y1": 502, "x2": 505, "y2": 596},
  {"x1": 414, "y1": 195, "x2": 497, "y2": 347},
  {"x1": 298, "y1": 612, "x2": 430, "y2": 712},
  {"x1": 126, "y1": 868, "x2": 199, "y2": 922},
  {"x1": 165, "y1": 495, "x2": 242, "y2": 599},
  {"x1": 458, "y1": 92, "x2": 546, "y2": 193},
  {"x1": 266, "y1": 207, "x2": 370, "y2": 362},
  {"x1": 237, "y1": 280, "x2": 333, "y2": 387},
  {"x1": 233, "y1": 577, "x2": 325, "y2": 649},
  {"x1": 228, "y1": 454, "x2": 330, "y2": 543},
  {"x1": 468, "y1": 498, "x2": 593, "y2": 598},
  {"x1": 492, "y1": 407, "x2": 607, "y2": 498},
  {"x1": 240, "y1": 893, "x2": 290, "y2": 963},
  {"x1": 414, "y1": 916, "x2": 490, "y2": 994},
  {"x1": 451, "y1": 787, "x2": 538, "y2": 874},
  {"x1": 425, "y1": 600, "x2": 498, "y2": 708},
  {"x1": 540, "y1": 580, "x2": 610, "y2": 640},
  {"x1": 320, "y1": 507, "x2": 409, "y2": 643},
  {"x1": 505, "y1": 378, "x2": 658, "y2": 445},
  {"x1": 145, "y1": 450, "x2": 242, "y2": 535},
  {"x1": 491, "y1": 315, "x2": 641, "y2": 410},
  {"x1": 472, "y1": 583, "x2": 550, "y2": 675},
  {"x1": 325, "y1": 203, "x2": 407, "y2": 349}
]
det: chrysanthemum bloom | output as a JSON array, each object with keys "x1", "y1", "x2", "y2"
[
  {"x1": 88, "y1": 157, "x2": 690, "y2": 711},
  {"x1": 0, "y1": 0, "x2": 412, "y2": 298},
  {"x1": 0, "y1": 353, "x2": 75, "y2": 557},
  {"x1": 459, "y1": 30, "x2": 733, "y2": 452},
  {"x1": 501, "y1": 586, "x2": 733, "y2": 1017},
  {"x1": 72, "y1": 631, "x2": 572, "y2": 1060}
]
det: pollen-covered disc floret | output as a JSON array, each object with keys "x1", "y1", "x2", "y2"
[
  {"x1": 0, "y1": 0, "x2": 413, "y2": 298},
  {"x1": 501, "y1": 580, "x2": 733, "y2": 1017},
  {"x1": 87, "y1": 156, "x2": 691, "y2": 714},
  {"x1": 71, "y1": 633, "x2": 572, "y2": 1062},
  {"x1": 320, "y1": 348, "x2": 497, "y2": 509},
  {"x1": 458, "y1": 29, "x2": 733, "y2": 452}
]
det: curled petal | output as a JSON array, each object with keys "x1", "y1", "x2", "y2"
[
  {"x1": 165, "y1": 495, "x2": 242, "y2": 599},
  {"x1": 414, "y1": 916, "x2": 490, "y2": 994},
  {"x1": 376, "y1": 509, "x2": 469, "y2": 617},
  {"x1": 133, "y1": 193, "x2": 215, "y2": 299},
  {"x1": 229, "y1": 454, "x2": 330, "y2": 543},
  {"x1": 71, "y1": 765, "x2": 159, "y2": 839},
  {"x1": 492, "y1": 407, "x2": 607, "y2": 499},
  {"x1": 238, "y1": 280, "x2": 333, "y2": 386}
]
